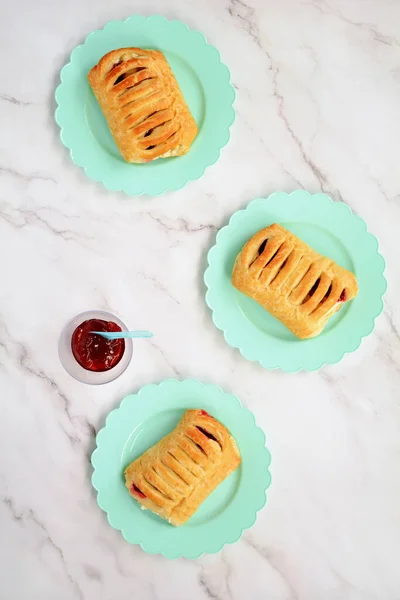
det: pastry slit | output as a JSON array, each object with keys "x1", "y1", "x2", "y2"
[
  {"x1": 146, "y1": 118, "x2": 172, "y2": 134},
  {"x1": 120, "y1": 84, "x2": 163, "y2": 111},
  {"x1": 128, "y1": 105, "x2": 172, "y2": 134},
  {"x1": 122, "y1": 95, "x2": 157, "y2": 121},
  {"x1": 308, "y1": 278, "x2": 343, "y2": 319},
  {"x1": 256, "y1": 239, "x2": 268, "y2": 257},
  {"x1": 142, "y1": 119, "x2": 175, "y2": 145},
  {"x1": 196, "y1": 426, "x2": 222, "y2": 451},
  {"x1": 117, "y1": 77, "x2": 156, "y2": 99},
  {"x1": 145, "y1": 129, "x2": 178, "y2": 151},
  {"x1": 160, "y1": 460, "x2": 190, "y2": 487},
  {"x1": 184, "y1": 435, "x2": 208, "y2": 457},
  {"x1": 177, "y1": 442, "x2": 202, "y2": 465},
  {"x1": 302, "y1": 273, "x2": 332, "y2": 314},
  {"x1": 125, "y1": 91, "x2": 165, "y2": 126},
  {"x1": 301, "y1": 277, "x2": 321, "y2": 305},
  {"x1": 249, "y1": 238, "x2": 268, "y2": 268},
  {"x1": 270, "y1": 254, "x2": 290, "y2": 285},
  {"x1": 112, "y1": 69, "x2": 150, "y2": 92},
  {"x1": 176, "y1": 444, "x2": 205, "y2": 469},
  {"x1": 144, "y1": 474, "x2": 173, "y2": 501},
  {"x1": 260, "y1": 241, "x2": 294, "y2": 286},
  {"x1": 113, "y1": 67, "x2": 147, "y2": 85},
  {"x1": 265, "y1": 246, "x2": 282, "y2": 267},
  {"x1": 289, "y1": 263, "x2": 314, "y2": 303},
  {"x1": 119, "y1": 80, "x2": 159, "y2": 109},
  {"x1": 270, "y1": 248, "x2": 303, "y2": 291},
  {"x1": 141, "y1": 132, "x2": 180, "y2": 160},
  {"x1": 172, "y1": 446, "x2": 201, "y2": 479},
  {"x1": 321, "y1": 282, "x2": 333, "y2": 302},
  {"x1": 167, "y1": 451, "x2": 197, "y2": 481},
  {"x1": 150, "y1": 467, "x2": 176, "y2": 499},
  {"x1": 142, "y1": 124, "x2": 177, "y2": 147},
  {"x1": 282, "y1": 255, "x2": 309, "y2": 292},
  {"x1": 257, "y1": 241, "x2": 284, "y2": 277},
  {"x1": 140, "y1": 112, "x2": 176, "y2": 136},
  {"x1": 130, "y1": 482, "x2": 146, "y2": 498}
]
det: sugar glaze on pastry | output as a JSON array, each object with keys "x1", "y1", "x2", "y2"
[
  {"x1": 232, "y1": 223, "x2": 358, "y2": 339},
  {"x1": 124, "y1": 409, "x2": 241, "y2": 526},
  {"x1": 88, "y1": 48, "x2": 198, "y2": 163}
]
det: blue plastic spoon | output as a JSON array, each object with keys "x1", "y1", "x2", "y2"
[{"x1": 90, "y1": 330, "x2": 153, "y2": 340}]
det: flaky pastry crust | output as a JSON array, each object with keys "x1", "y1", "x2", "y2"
[
  {"x1": 124, "y1": 409, "x2": 241, "y2": 526},
  {"x1": 88, "y1": 48, "x2": 198, "y2": 163},
  {"x1": 232, "y1": 224, "x2": 358, "y2": 339}
]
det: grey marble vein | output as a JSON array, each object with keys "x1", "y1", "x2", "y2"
[
  {"x1": 268, "y1": 63, "x2": 346, "y2": 202},
  {"x1": 148, "y1": 340, "x2": 182, "y2": 377},
  {"x1": 199, "y1": 569, "x2": 223, "y2": 600},
  {"x1": 0, "y1": 203, "x2": 92, "y2": 244},
  {"x1": 95, "y1": 538, "x2": 130, "y2": 578},
  {"x1": 83, "y1": 563, "x2": 102, "y2": 582},
  {"x1": 15, "y1": 341, "x2": 83, "y2": 445},
  {"x1": 243, "y1": 536, "x2": 299, "y2": 600},
  {"x1": 146, "y1": 212, "x2": 218, "y2": 235},
  {"x1": 0, "y1": 165, "x2": 56, "y2": 184},
  {"x1": 3, "y1": 498, "x2": 83, "y2": 599},
  {"x1": 304, "y1": 0, "x2": 400, "y2": 48},
  {"x1": 0, "y1": 94, "x2": 34, "y2": 107},
  {"x1": 236, "y1": 108, "x2": 304, "y2": 188},
  {"x1": 384, "y1": 309, "x2": 400, "y2": 343},
  {"x1": 330, "y1": 565, "x2": 378, "y2": 600},
  {"x1": 228, "y1": 0, "x2": 261, "y2": 48},
  {"x1": 138, "y1": 271, "x2": 181, "y2": 305},
  {"x1": 318, "y1": 370, "x2": 355, "y2": 410},
  {"x1": 18, "y1": 345, "x2": 72, "y2": 419},
  {"x1": 220, "y1": 553, "x2": 234, "y2": 599}
]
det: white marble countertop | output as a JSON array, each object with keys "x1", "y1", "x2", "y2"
[{"x1": 1, "y1": 0, "x2": 400, "y2": 598}]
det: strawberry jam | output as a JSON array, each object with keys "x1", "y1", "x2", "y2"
[
  {"x1": 131, "y1": 483, "x2": 146, "y2": 499},
  {"x1": 198, "y1": 410, "x2": 212, "y2": 417},
  {"x1": 71, "y1": 319, "x2": 125, "y2": 372}
]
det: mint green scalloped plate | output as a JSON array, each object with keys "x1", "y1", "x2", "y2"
[
  {"x1": 205, "y1": 192, "x2": 387, "y2": 372},
  {"x1": 91, "y1": 380, "x2": 271, "y2": 558},
  {"x1": 55, "y1": 15, "x2": 235, "y2": 196}
]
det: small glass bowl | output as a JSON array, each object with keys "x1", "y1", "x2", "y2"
[{"x1": 58, "y1": 310, "x2": 133, "y2": 384}]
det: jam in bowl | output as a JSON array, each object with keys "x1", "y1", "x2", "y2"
[
  {"x1": 71, "y1": 318, "x2": 125, "y2": 372},
  {"x1": 58, "y1": 311, "x2": 133, "y2": 384}
]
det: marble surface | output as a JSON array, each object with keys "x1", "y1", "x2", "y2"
[{"x1": 1, "y1": 0, "x2": 400, "y2": 598}]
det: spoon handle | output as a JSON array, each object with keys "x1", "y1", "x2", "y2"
[{"x1": 90, "y1": 330, "x2": 153, "y2": 340}]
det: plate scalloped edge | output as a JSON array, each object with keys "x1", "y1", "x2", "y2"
[
  {"x1": 204, "y1": 191, "x2": 387, "y2": 372},
  {"x1": 54, "y1": 15, "x2": 235, "y2": 196},
  {"x1": 91, "y1": 379, "x2": 272, "y2": 559}
]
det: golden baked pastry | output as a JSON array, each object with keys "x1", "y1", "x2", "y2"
[
  {"x1": 232, "y1": 223, "x2": 358, "y2": 339},
  {"x1": 124, "y1": 409, "x2": 241, "y2": 526},
  {"x1": 88, "y1": 48, "x2": 198, "y2": 163}
]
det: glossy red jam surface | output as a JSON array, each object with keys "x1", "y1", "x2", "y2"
[
  {"x1": 71, "y1": 319, "x2": 125, "y2": 372},
  {"x1": 131, "y1": 483, "x2": 146, "y2": 499},
  {"x1": 339, "y1": 290, "x2": 347, "y2": 302}
]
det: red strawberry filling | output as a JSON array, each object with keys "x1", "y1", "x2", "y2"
[
  {"x1": 198, "y1": 410, "x2": 211, "y2": 418},
  {"x1": 196, "y1": 426, "x2": 218, "y2": 443},
  {"x1": 131, "y1": 483, "x2": 146, "y2": 499},
  {"x1": 339, "y1": 290, "x2": 347, "y2": 302}
]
